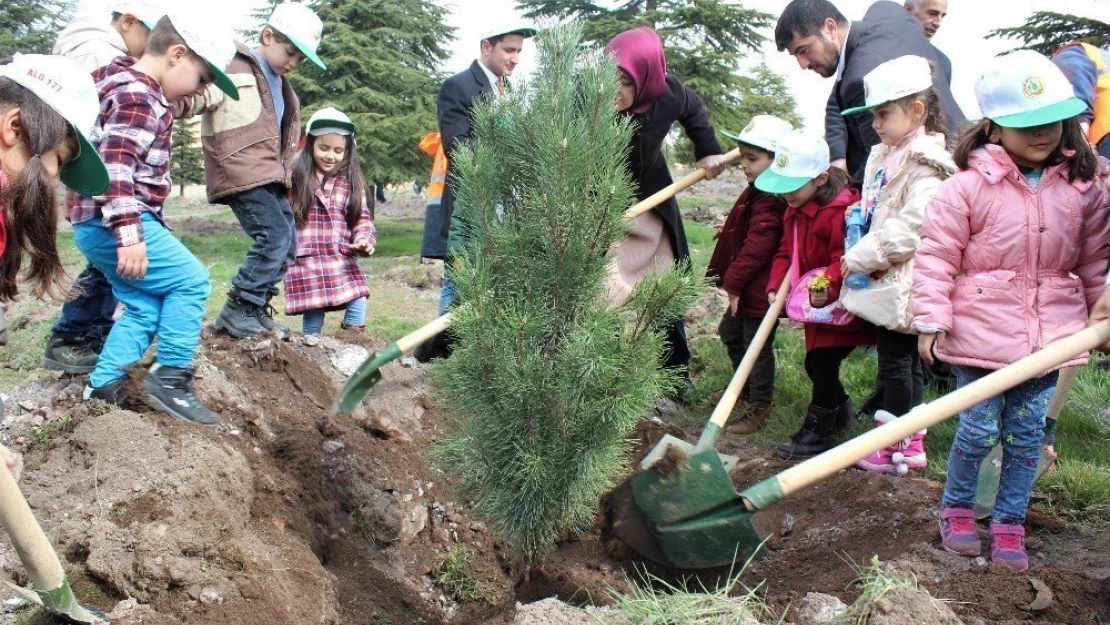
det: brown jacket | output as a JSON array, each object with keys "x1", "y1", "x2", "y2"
[{"x1": 181, "y1": 42, "x2": 301, "y2": 202}]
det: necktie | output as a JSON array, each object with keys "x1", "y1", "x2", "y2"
[{"x1": 495, "y1": 76, "x2": 506, "y2": 96}]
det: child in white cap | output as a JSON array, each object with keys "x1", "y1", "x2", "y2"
[
  {"x1": 759, "y1": 131, "x2": 875, "y2": 460},
  {"x1": 284, "y1": 107, "x2": 377, "y2": 335},
  {"x1": 53, "y1": 0, "x2": 165, "y2": 73},
  {"x1": 915, "y1": 50, "x2": 1110, "y2": 570},
  {"x1": 69, "y1": 10, "x2": 239, "y2": 427},
  {"x1": 705, "y1": 115, "x2": 793, "y2": 434},
  {"x1": 835, "y1": 55, "x2": 956, "y2": 476},
  {"x1": 180, "y1": 1, "x2": 327, "y2": 340}
]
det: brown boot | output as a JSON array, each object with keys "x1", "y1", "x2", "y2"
[{"x1": 727, "y1": 401, "x2": 772, "y2": 435}]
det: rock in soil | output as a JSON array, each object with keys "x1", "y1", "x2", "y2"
[
  {"x1": 794, "y1": 592, "x2": 847, "y2": 625},
  {"x1": 866, "y1": 588, "x2": 962, "y2": 625}
]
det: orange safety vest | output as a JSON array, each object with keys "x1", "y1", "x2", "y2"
[
  {"x1": 419, "y1": 132, "x2": 447, "y2": 204},
  {"x1": 1057, "y1": 42, "x2": 1110, "y2": 147}
]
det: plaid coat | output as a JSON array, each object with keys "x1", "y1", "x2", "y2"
[{"x1": 283, "y1": 174, "x2": 376, "y2": 315}]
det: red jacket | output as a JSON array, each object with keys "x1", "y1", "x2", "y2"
[
  {"x1": 768, "y1": 187, "x2": 875, "y2": 350},
  {"x1": 706, "y1": 186, "x2": 786, "y2": 317}
]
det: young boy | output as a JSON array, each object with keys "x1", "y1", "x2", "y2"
[
  {"x1": 181, "y1": 2, "x2": 326, "y2": 339},
  {"x1": 705, "y1": 115, "x2": 794, "y2": 434},
  {"x1": 44, "y1": 0, "x2": 165, "y2": 375},
  {"x1": 70, "y1": 10, "x2": 239, "y2": 426}
]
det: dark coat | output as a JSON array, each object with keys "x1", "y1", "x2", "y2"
[
  {"x1": 706, "y1": 186, "x2": 786, "y2": 317},
  {"x1": 626, "y1": 74, "x2": 722, "y2": 262},
  {"x1": 768, "y1": 187, "x2": 875, "y2": 351},
  {"x1": 824, "y1": 1, "x2": 966, "y2": 187},
  {"x1": 422, "y1": 60, "x2": 492, "y2": 259},
  {"x1": 933, "y1": 43, "x2": 952, "y2": 85}
]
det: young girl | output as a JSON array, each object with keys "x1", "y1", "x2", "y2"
[
  {"x1": 761, "y1": 132, "x2": 874, "y2": 460},
  {"x1": 284, "y1": 107, "x2": 377, "y2": 335},
  {"x1": 836, "y1": 55, "x2": 956, "y2": 475},
  {"x1": 915, "y1": 51, "x2": 1110, "y2": 570}
]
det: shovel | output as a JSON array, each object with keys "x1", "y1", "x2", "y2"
[
  {"x1": 0, "y1": 458, "x2": 105, "y2": 623},
  {"x1": 614, "y1": 321, "x2": 1110, "y2": 570},
  {"x1": 332, "y1": 148, "x2": 743, "y2": 413}
]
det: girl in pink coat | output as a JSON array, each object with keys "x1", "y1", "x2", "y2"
[{"x1": 913, "y1": 51, "x2": 1110, "y2": 571}]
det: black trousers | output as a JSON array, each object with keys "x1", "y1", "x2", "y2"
[
  {"x1": 718, "y1": 310, "x2": 777, "y2": 403},
  {"x1": 876, "y1": 327, "x2": 924, "y2": 417},
  {"x1": 804, "y1": 346, "x2": 855, "y2": 409}
]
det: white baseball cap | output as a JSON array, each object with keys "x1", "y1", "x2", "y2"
[
  {"x1": 480, "y1": 23, "x2": 538, "y2": 41},
  {"x1": 842, "y1": 55, "x2": 932, "y2": 117},
  {"x1": 721, "y1": 115, "x2": 795, "y2": 153},
  {"x1": 268, "y1": 2, "x2": 326, "y2": 70},
  {"x1": 0, "y1": 54, "x2": 109, "y2": 196},
  {"x1": 755, "y1": 131, "x2": 830, "y2": 194},
  {"x1": 976, "y1": 50, "x2": 1085, "y2": 128},
  {"x1": 166, "y1": 9, "x2": 238, "y2": 100},
  {"x1": 306, "y1": 107, "x2": 354, "y2": 136},
  {"x1": 110, "y1": 0, "x2": 165, "y2": 29}
]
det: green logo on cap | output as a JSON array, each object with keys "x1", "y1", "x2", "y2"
[
  {"x1": 1023, "y1": 76, "x2": 1045, "y2": 99},
  {"x1": 776, "y1": 154, "x2": 790, "y2": 169}
]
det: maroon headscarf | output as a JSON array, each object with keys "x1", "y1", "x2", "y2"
[{"x1": 605, "y1": 26, "x2": 668, "y2": 115}]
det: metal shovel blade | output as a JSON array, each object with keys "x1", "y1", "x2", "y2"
[{"x1": 331, "y1": 344, "x2": 400, "y2": 414}]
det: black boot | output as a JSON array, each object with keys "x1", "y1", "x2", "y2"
[
  {"x1": 835, "y1": 397, "x2": 857, "y2": 432},
  {"x1": 777, "y1": 404, "x2": 837, "y2": 460},
  {"x1": 254, "y1": 299, "x2": 290, "y2": 340},
  {"x1": 215, "y1": 295, "x2": 267, "y2": 338},
  {"x1": 43, "y1": 333, "x2": 99, "y2": 374},
  {"x1": 142, "y1": 364, "x2": 220, "y2": 427}
]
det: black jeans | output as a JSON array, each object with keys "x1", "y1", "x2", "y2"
[
  {"x1": 718, "y1": 310, "x2": 777, "y2": 403},
  {"x1": 805, "y1": 346, "x2": 855, "y2": 409},
  {"x1": 877, "y1": 327, "x2": 923, "y2": 417},
  {"x1": 663, "y1": 318, "x2": 690, "y2": 372},
  {"x1": 225, "y1": 184, "x2": 296, "y2": 306},
  {"x1": 51, "y1": 264, "x2": 118, "y2": 338}
]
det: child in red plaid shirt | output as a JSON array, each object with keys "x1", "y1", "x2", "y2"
[
  {"x1": 70, "y1": 11, "x2": 239, "y2": 426},
  {"x1": 284, "y1": 107, "x2": 376, "y2": 335}
]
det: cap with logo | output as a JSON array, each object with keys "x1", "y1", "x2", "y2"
[
  {"x1": 841, "y1": 55, "x2": 932, "y2": 116},
  {"x1": 0, "y1": 54, "x2": 110, "y2": 196},
  {"x1": 268, "y1": 2, "x2": 326, "y2": 70},
  {"x1": 110, "y1": 0, "x2": 165, "y2": 29},
  {"x1": 166, "y1": 9, "x2": 239, "y2": 100},
  {"x1": 480, "y1": 23, "x2": 538, "y2": 41},
  {"x1": 976, "y1": 49, "x2": 1085, "y2": 128},
  {"x1": 721, "y1": 114, "x2": 795, "y2": 153},
  {"x1": 306, "y1": 107, "x2": 355, "y2": 136},
  {"x1": 754, "y1": 131, "x2": 831, "y2": 195}
]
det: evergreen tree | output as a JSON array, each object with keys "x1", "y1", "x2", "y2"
[
  {"x1": 432, "y1": 24, "x2": 701, "y2": 563},
  {"x1": 171, "y1": 119, "x2": 204, "y2": 197},
  {"x1": 0, "y1": 0, "x2": 71, "y2": 56},
  {"x1": 990, "y1": 12, "x2": 1110, "y2": 56},
  {"x1": 252, "y1": 0, "x2": 453, "y2": 184}
]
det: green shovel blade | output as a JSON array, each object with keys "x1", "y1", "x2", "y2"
[
  {"x1": 974, "y1": 419, "x2": 1057, "y2": 519},
  {"x1": 331, "y1": 343, "x2": 402, "y2": 414}
]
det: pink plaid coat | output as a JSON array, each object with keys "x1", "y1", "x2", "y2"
[{"x1": 284, "y1": 174, "x2": 376, "y2": 315}]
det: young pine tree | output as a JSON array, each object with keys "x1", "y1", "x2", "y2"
[
  {"x1": 171, "y1": 119, "x2": 204, "y2": 196},
  {"x1": 431, "y1": 24, "x2": 701, "y2": 564}
]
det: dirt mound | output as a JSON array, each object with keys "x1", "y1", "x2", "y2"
[{"x1": 166, "y1": 216, "x2": 242, "y2": 236}]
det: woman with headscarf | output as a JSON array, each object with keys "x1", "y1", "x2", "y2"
[{"x1": 606, "y1": 26, "x2": 729, "y2": 402}]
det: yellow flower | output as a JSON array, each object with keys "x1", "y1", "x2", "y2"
[{"x1": 808, "y1": 273, "x2": 830, "y2": 292}]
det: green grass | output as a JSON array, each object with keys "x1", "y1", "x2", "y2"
[
  {"x1": 434, "y1": 545, "x2": 498, "y2": 604},
  {"x1": 603, "y1": 561, "x2": 778, "y2": 625},
  {"x1": 839, "y1": 556, "x2": 924, "y2": 625}
]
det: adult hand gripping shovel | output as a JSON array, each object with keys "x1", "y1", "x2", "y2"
[
  {"x1": 332, "y1": 148, "x2": 742, "y2": 413},
  {"x1": 612, "y1": 321, "x2": 1110, "y2": 570},
  {"x1": 0, "y1": 459, "x2": 105, "y2": 623}
]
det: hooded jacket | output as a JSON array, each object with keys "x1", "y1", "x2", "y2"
[{"x1": 52, "y1": 18, "x2": 128, "y2": 73}]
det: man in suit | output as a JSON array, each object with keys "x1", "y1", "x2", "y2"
[
  {"x1": 905, "y1": 0, "x2": 952, "y2": 84},
  {"x1": 775, "y1": 0, "x2": 965, "y2": 188}
]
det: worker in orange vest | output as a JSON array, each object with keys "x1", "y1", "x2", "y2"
[
  {"x1": 1054, "y1": 41, "x2": 1110, "y2": 158},
  {"x1": 418, "y1": 132, "x2": 448, "y2": 261}
]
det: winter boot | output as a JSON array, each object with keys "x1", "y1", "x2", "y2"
[
  {"x1": 777, "y1": 404, "x2": 836, "y2": 460},
  {"x1": 83, "y1": 378, "x2": 131, "y2": 408},
  {"x1": 989, "y1": 522, "x2": 1029, "y2": 570},
  {"x1": 141, "y1": 364, "x2": 220, "y2": 427},
  {"x1": 215, "y1": 295, "x2": 267, "y2": 338},
  {"x1": 856, "y1": 409, "x2": 928, "y2": 475},
  {"x1": 938, "y1": 507, "x2": 981, "y2": 556},
  {"x1": 834, "y1": 397, "x2": 857, "y2": 432},
  {"x1": 254, "y1": 299, "x2": 290, "y2": 339},
  {"x1": 727, "y1": 401, "x2": 772, "y2": 435},
  {"x1": 43, "y1": 333, "x2": 99, "y2": 374}
]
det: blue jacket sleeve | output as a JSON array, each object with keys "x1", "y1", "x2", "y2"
[{"x1": 1054, "y1": 46, "x2": 1098, "y2": 126}]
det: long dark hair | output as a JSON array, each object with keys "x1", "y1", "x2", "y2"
[
  {"x1": 290, "y1": 132, "x2": 372, "y2": 229},
  {"x1": 812, "y1": 166, "x2": 851, "y2": 206},
  {"x1": 0, "y1": 77, "x2": 71, "y2": 302},
  {"x1": 891, "y1": 86, "x2": 947, "y2": 137},
  {"x1": 953, "y1": 117, "x2": 1096, "y2": 182}
]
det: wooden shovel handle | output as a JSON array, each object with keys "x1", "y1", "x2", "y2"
[
  {"x1": 394, "y1": 311, "x2": 454, "y2": 355},
  {"x1": 624, "y1": 148, "x2": 741, "y2": 220},
  {"x1": 0, "y1": 460, "x2": 65, "y2": 593}
]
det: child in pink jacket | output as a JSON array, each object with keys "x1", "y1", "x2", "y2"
[{"x1": 913, "y1": 51, "x2": 1110, "y2": 571}]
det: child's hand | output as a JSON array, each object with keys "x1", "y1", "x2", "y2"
[
  {"x1": 918, "y1": 331, "x2": 946, "y2": 365},
  {"x1": 768, "y1": 292, "x2": 776, "y2": 306},
  {"x1": 840, "y1": 258, "x2": 849, "y2": 277},
  {"x1": 728, "y1": 293, "x2": 740, "y2": 316},
  {"x1": 1089, "y1": 289, "x2": 1110, "y2": 350},
  {"x1": 351, "y1": 239, "x2": 375, "y2": 256},
  {"x1": 117, "y1": 242, "x2": 148, "y2": 279},
  {"x1": 810, "y1": 290, "x2": 828, "y2": 308}
]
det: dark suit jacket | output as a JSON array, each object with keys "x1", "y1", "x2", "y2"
[
  {"x1": 421, "y1": 60, "x2": 492, "y2": 259},
  {"x1": 824, "y1": 1, "x2": 966, "y2": 188},
  {"x1": 933, "y1": 43, "x2": 952, "y2": 85}
]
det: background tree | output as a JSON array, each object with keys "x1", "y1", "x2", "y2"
[
  {"x1": 0, "y1": 0, "x2": 71, "y2": 57},
  {"x1": 171, "y1": 119, "x2": 204, "y2": 197},
  {"x1": 432, "y1": 24, "x2": 701, "y2": 563},
  {"x1": 989, "y1": 12, "x2": 1110, "y2": 55}
]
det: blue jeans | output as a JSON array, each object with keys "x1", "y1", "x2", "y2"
[
  {"x1": 74, "y1": 214, "x2": 211, "y2": 389},
  {"x1": 302, "y1": 297, "x2": 367, "y2": 335},
  {"x1": 942, "y1": 366, "x2": 1058, "y2": 524},
  {"x1": 51, "y1": 264, "x2": 118, "y2": 339},
  {"x1": 437, "y1": 276, "x2": 457, "y2": 316},
  {"x1": 225, "y1": 184, "x2": 295, "y2": 307}
]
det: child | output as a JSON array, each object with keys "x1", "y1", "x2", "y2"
[
  {"x1": 705, "y1": 115, "x2": 793, "y2": 434},
  {"x1": 915, "y1": 51, "x2": 1110, "y2": 570},
  {"x1": 70, "y1": 11, "x2": 239, "y2": 426},
  {"x1": 761, "y1": 131, "x2": 874, "y2": 460},
  {"x1": 836, "y1": 55, "x2": 956, "y2": 475},
  {"x1": 181, "y1": 2, "x2": 326, "y2": 339},
  {"x1": 284, "y1": 107, "x2": 376, "y2": 335},
  {"x1": 44, "y1": 0, "x2": 165, "y2": 375}
]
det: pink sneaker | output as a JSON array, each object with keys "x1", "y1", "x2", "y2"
[
  {"x1": 856, "y1": 410, "x2": 927, "y2": 476},
  {"x1": 990, "y1": 522, "x2": 1029, "y2": 570},
  {"x1": 939, "y1": 507, "x2": 981, "y2": 556}
]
